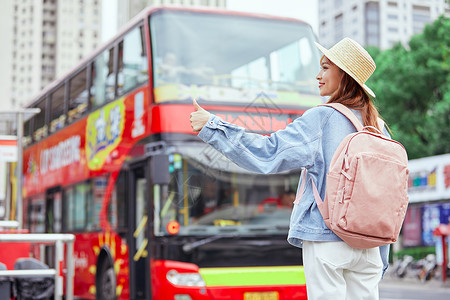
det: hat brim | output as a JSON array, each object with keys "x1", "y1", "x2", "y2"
[{"x1": 314, "y1": 42, "x2": 376, "y2": 98}]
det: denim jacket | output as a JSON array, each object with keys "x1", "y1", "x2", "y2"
[{"x1": 197, "y1": 105, "x2": 390, "y2": 276}]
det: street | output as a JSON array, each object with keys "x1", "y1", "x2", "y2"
[{"x1": 379, "y1": 277, "x2": 450, "y2": 300}]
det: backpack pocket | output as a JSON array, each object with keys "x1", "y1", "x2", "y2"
[{"x1": 337, "y1": 153, "x2": 408, "y2": 240}]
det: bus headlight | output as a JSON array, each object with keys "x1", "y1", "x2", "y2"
[{"x1": 166, "y1": 269, "x2": 206, "y2": 287}]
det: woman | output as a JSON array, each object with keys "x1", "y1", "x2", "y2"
[{"x1": 190, "y1": 37, "x2": 389, "y2": 300}]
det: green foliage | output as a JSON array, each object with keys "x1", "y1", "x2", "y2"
[
  {"x1": 367, "y1": 16, "x2": 450, "y2": 159},
  {"x1": 394, "y1": 246, "x2": 436, "y2": 261}
]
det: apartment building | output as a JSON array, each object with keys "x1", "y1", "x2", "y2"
[
  {"x1": 318, "y1": 0, "x2": 450, "y2": 49},
  {"x1": 129, "y1": 0, "x2": 226, "y2": 17},
  {"x1": 111, "y1": 0, "x2": 227, "y2": 40},
  {"x1": 56, "y1": 0, "x2": 102, "y2": 77},
  {"x1": 0, "y1": 0, "x2": 226, "y2": 111},
  {"x1": 0, "y1": 0, "x2": 102, "y2": 111}
]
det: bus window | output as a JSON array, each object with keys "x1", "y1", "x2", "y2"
[
  {"x1": 29, "y1": 196, "x2": 46, "y2": 233},
  {"x1": 156, "y1": 146, "x2": 298, "y2": 236},
  {"x1": 117, "y1": 26, "x2": 148, "y2": 95},
  {"x1": 269, "y1": 37, "x2": 315, "y2": 86},
  {"x1": 74, "y1": 183, "x2": 87, "y2": 230},
  {"x1": 33, "y1": 97, "x2": 48, "y2": 141},
  {"x1": 49, "y1": 84, "x2": 66, "y2": 133},
  {"x1": 91, "y1": 47, "x2": 115, "y2": 109},
  {"x1": 231, "y1": 56, "x2": 269, "y2": 89},
  {"x1": 68, "y1": 67, "x2": 89, "y2": 123},
  {"x1": 24, "y1": 119, "x2": 32, "y2": 146},
  {"x1": 64, "y1": 182, "x2": 88, "y2": 231},
  {"x1": 64, "y1": 186, "x2": 74, "y2": 231},
  {"x1": 108, "y1": 177, "x2": 120, "y2": 230},
  {"x1": 150, "y1": 10, "x2": 320, "y2": 104},
  {"x1": 114, "y1": 172, "x2": 127, "y2": 234},
  {"x1": 86, "y1": 175, "x2": 108, "y2": 231}
]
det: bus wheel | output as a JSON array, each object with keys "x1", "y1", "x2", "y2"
[{"x1": 97, "y1": 259, "x2": 117, "y2": 300}]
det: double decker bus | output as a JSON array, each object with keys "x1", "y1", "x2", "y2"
[{"x1": 19, "y1": 6, "x2": 321, "y2": 300}]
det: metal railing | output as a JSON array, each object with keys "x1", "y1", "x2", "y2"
[
  {"x1": 0, "y1": 233, "x2": 75, "y2": 300},
  {"x1": 0, "y1": 220, "x2": 20, "y2": 228}
]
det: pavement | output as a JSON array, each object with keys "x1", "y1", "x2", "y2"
[{"x1": 379, "y1": 273, "x2": 450, "y2": 291}]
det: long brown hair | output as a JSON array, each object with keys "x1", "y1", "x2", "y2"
[{"x1": 327, "y1": 70, "x2": 384, "y2": 133}]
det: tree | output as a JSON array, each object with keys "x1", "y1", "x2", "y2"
[{"x1": 367, "y1": 16, "x2": 450, "y2": 159}]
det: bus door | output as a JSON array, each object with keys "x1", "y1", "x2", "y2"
[
  {"x1": 128, "y1": 161, "x2": 151, "y2": 300},
  {"x1": 45, "y1": 187, "x2": 63, "y2": 234},
  {"x1": 45, "y1": 187, "x2": 62, "y2": 267},
  {"x1": 128, "y1": 150, "x2": 170, "y2": 299}
]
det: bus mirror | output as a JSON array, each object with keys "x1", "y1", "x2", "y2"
[{"x1": 150, "y1": 154, "x2": 170, "y2": 185}]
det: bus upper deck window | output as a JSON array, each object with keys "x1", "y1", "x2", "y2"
[
  {"x1": 68, "y1": 67, "x2": 89, "y2": 123},
  {"x1": 91, "y1": 47, "x2": 115, "y2": 109},
  {"x1": 33, "y1": 98, "x2": 47, "y2": 141},
  {"x1": 23, "y1": 119, "x2": 32, "y2": 146},
  {"x1": 49, "y1": 85, "x2": 66, "y2": 133},
  {"x1": 117, "y1": 26, "x2": 148, "y2": 96}
]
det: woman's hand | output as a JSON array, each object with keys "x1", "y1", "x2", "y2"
[{"x1": 190, "y1": 99, "x2": 211, "y2": 133}]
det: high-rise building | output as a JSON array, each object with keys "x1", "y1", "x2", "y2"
[
  {"x1": 106, "y1": 0, "x2": 227, "y2": 42},
  {"x1": 126, "y1": 0, "x2": 227, "y2": 22},
  {"x1": 0, "y1": 0, "x2": 227, "y2": 111},
  {"x1": 56, "y1": 0, "x2": 102, "y2": 77},
  {"x1": 0, "y1": 0, "x2": 102, "y2": 110},
  {"x1": 318, "y1": 0, "x2": 450, "y2": 49},
  {"x1": 0, "y1": 1, "x2": 14, "y2": 111}
]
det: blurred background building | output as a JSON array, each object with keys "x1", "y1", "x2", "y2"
[
  {"x1": 0, "y1": 0, "x2": 226, "y2": 112},
  {"x1": 318, "y1": 0, "x2": 450, "y2": 49},
  {"x1": 0, "y1": 0, "x2": 226, "y2": 218},
  {"x1": 0, "y1": 0, "x2": 102, "y2": 111}
]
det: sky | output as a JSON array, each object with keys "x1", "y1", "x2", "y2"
[{"x1": 226, "y1": 0, "x2": 319, "y2": 35}]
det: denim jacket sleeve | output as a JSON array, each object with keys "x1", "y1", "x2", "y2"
[{"x1": 197, "y1": 108, "x2": 325, "y2": 174}]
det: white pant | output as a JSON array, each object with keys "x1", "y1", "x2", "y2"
[{"x1": 302, "y1": 240, "x2": 383, "y2": 300}]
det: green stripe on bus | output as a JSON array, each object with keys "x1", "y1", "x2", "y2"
[{"x1": 198, "y1": 266, "x2": 306, "y2": 287}]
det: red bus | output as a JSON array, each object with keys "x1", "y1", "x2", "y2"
[{"x1": 19, "y1": 6, "x2": 321, "y2": 300}]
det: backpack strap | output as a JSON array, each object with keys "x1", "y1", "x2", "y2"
[
  {"x1": 377, "y1": 118, "x2": 386, "y2": 135},
  {"x1": 293, "y1": 169, "x2": 307, "y2": 205},
  {"x1": 320, "y1": 103, "x2": 364, "y2": 131},
  {"x1": 311, "y1": 177, "x2": 328, "y2": 219},
  {"x1": 293, "y1": 168, "x2": 329, "y2": 219}
]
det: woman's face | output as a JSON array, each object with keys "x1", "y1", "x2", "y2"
[{"x1": 316, "y1": 56, "x2": 343, "y2": 97}]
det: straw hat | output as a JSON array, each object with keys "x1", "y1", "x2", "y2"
[{"x1": 315, "y1": 38, "x2": 376, "y2": 97}]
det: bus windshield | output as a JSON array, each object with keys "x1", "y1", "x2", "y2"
[
  {"x1": 155, "y1": 144, "x2": 299, "y2": 237},
  {"x1": 150, "y1": 10, "x2": 320, "y2": 106}
]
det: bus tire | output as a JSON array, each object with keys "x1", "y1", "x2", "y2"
[{"x1": 96, "y1": 258, "x2": 117, "y2": 300}]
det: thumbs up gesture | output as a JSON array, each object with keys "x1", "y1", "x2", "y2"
[{"x1": 190, "y1": 99, "x2": 211, "y2": 133}]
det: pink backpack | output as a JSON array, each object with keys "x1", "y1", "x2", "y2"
[{"x1": 299, "y1": 103, "x2": 409, "y2": 249}]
